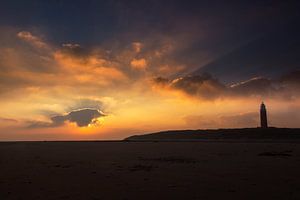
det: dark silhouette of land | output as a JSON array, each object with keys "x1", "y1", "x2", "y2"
[{"x1": 125, "y1": 128, "x2": 300, "y2": 141}]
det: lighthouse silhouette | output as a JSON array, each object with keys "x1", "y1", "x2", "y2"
[{"x1": 260, "y1": 102, "x2": 268, "y2": 128}]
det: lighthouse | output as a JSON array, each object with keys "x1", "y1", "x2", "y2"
[{"x1": 260, "y1": 102, "x2": 268, "y2": 128}]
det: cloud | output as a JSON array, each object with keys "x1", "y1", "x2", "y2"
[
  {"x1": 68, "y1": 98, "x2": 104, "y2": 111},
  {"x1": 54, "y1": 44, "x2": 128, "y2": 85},
  {"x1": 28, "y1": 109, "x2": 105, "y2": 128},
  {"x1": 130, "y1": 58, "x2": 147, "y2": 70},
  {"x1": 153, "y1": 71, "x2": 300, "y2": 100},
  {"x1": 62, "y1": 43, "x2": 81, "y2": 49},
  {"x1": 230, "y1": 71, "x2": 300, "y2": 99},
  {"x1": 229, "y1": 77, "x2": 277, "y2": 96},
  {"x1": 156, "y1": 64, "x2": 186, "y2": 76},
  {"x1": 132, "y1": 42, "x2": 143, "y2": 53},
  {"x1": 17, "y1": 31, "x2": 49, "y2": 49},
  {"x1": 170, "y1": 74, "x2": 225, "y2": 99},
  {"x1": 0, "y1": 117, "x2": 19, "y2": 129},
  {"x1": 60, "y1": 109, "x2": 105, "y2": 127},
  {"x1": 1, "y1": 30, "x2": 131, "y2": 95},
  {"x1": 152, "y1": 77, "x2": 169, "y2": 86},
  {"x1": 0, "y1": 117, "x2": 18, "y2": 123},
  {"x1": 1, "y1": 28, "x2": 204, "y2": 97},
  {"x1": 153, "y1": 74, "x2": 225, "y2": 99}
]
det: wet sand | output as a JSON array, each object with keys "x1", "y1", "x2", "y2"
[{"x1": 1, "y1": 141, "x2": 300, "y2": 200}]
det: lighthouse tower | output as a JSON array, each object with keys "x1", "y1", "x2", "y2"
[{"x1": 260, "y1": 102, "x2": 268, "y2": 128}]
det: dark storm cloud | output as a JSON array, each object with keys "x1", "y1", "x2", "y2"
[
  {"x1": 153, "y1": 74, "x2": 227, "y2": 99},
  {"x1": 170, "y1": 74, "x2": 225, "y2": 99},
  {"x1": 56, "y1": 109, "x2": 104, "y2": 127},
  {"x1": 153, "y1": 70, "x2": 300, "y2": 100},
  {"x1": 28, "y1": 109, "x2": 105, "y2": 128}
]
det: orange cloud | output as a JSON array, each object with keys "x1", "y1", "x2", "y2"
[
  {"x1": 17, "y1": 31, "x2": 49, "y2": 49},
  {"x1": 130, "y1": 58, "x2": 147, "y2": 70},
  {"x1": 157, "y1": 64, "x2": 186, "y2": 75},
  {"x1": 132, "y1": 42, "x2": 143, "y2": 53},
  {"x1": 54, "y1": 46, "x2": 128, "y2": 84}
]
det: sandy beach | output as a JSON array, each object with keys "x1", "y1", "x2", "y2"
[{"x1": 1, "y1": 141, "x2": 300, "y2": 200}]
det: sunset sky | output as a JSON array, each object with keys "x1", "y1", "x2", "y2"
[{"x1": 0, "y1": 0, "x2": 299, "y2": 140}]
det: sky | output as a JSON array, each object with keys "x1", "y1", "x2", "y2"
[{"x1": 0, "y1": 0, "x2": 300, "y2": 140}]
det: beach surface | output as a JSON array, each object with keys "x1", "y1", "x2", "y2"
[{"x1": 1, "y1": 141, "x2": 300, "y2": 200}]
